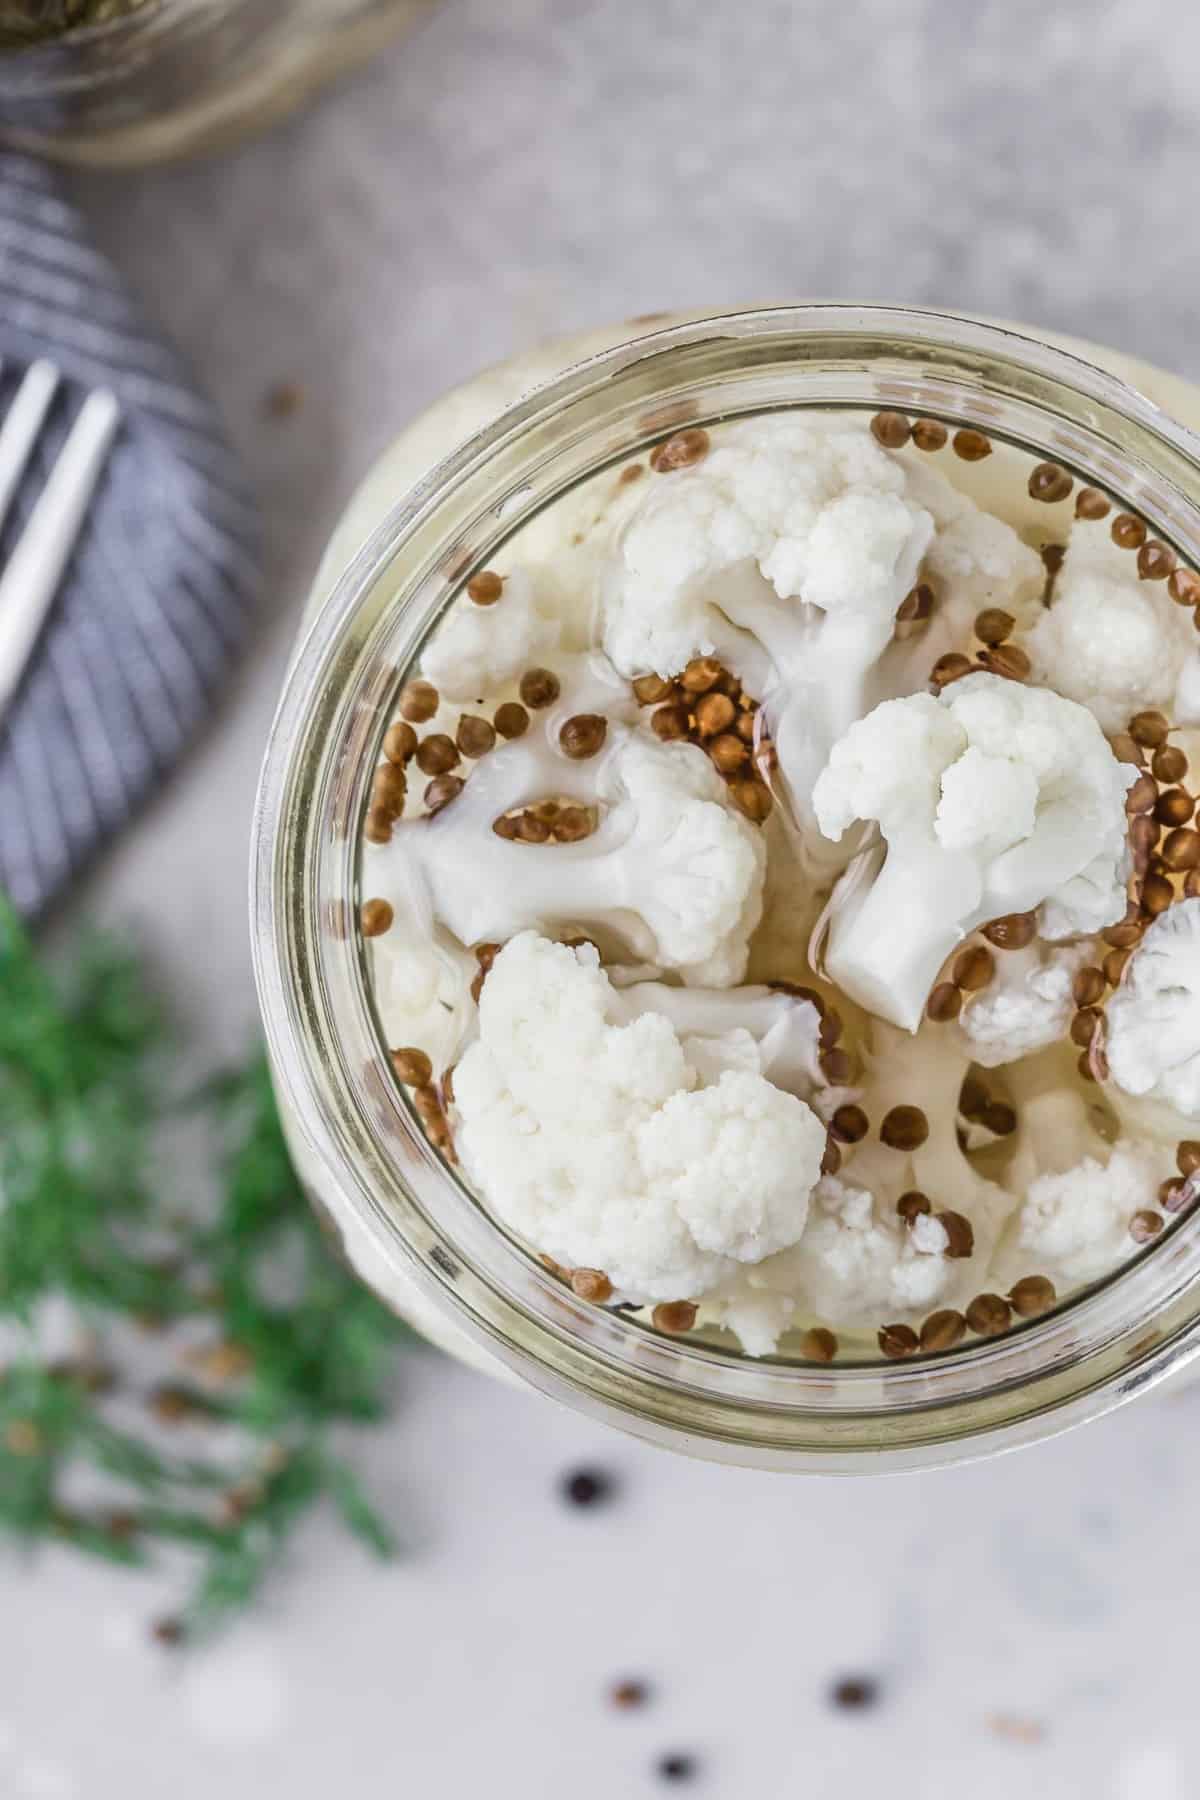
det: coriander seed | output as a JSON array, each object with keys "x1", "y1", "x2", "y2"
[
  {"x1": 974, "y1": 608, "x2": 1015, "y2": 646},
  {"x1": 952, "y1": 428, "x2": 992, "y2": 461},
  {"x1": 981, "y1": 913, "x2": 1037, "y2": 951},
  {"x1": 383, "y1": 721, "x2": 417, "y2": 764},
  {"x1": 424, "y1": 774, "x2": 464, "y2": 812},
  {"x1": 493, "y1": 702, "x2": 529, "y2": 739},
  {"x1": 1009, "y1": 1275, "x2": 1056, "y2": 1316},
  {"x1": 1137, "y1": 540, "x2": 1175, "y2": 581},
  {"x1": 799, "y1": 1327, "x2": 838, "y2": 1362},
  {"x1": 1112, "y1": 513, "x2": 1148, "y2": 550},
  {"x1": 415, "y1": 733, "x2": 459, "y2": 776},
  {"x1": 633, "y1": 673, "x2": 675, "y2": 705},
  {"x1": 560, "y1": 714, "x2": 608, "y2": 760},
  {"x1": 966, "y1": 1293, "x2": 1012, "y2": 1336},
  {"x1": 680, "y1": 656, "x2": 723, "y2": 694},
  {"x1": 926, "y1": 982, "x2": 962, "y2": 1021},
  {"x1": 360, "y1": 898, "x2": 394, "y2": 938},
  {"x1": 1028, "y1": 462, "x2": 1073, "y2": 502},
  {"x1": 1168, "y1": 567, "x2": 1200, "y2": 607},
  {"x1": 830, "y1": 1103, "x2": 870, "y2": 1144},
  {"x1": 870, "y1": 410, "x2": 911, "y2": 448},
  {"x1": 912, "y1": 418, "x2": 949, "y2": 451},
  {"x1": 571, "y1": 1269, "x2": 614, "y2": 1303},
  {"x1": 652, "y1": 1301, "x2": 698, "y2": 1335},
  {"x1": 651, "y1": 703, "x2": 691, "y2": 741},
  {"x1": 390, "y1": 1047, "x2": 432, "y2": 1087},
  {"x1": 1075, "y1": 487, "x2": 1110, "y2": 520},
  {"x1": 880, "y1": 1105, "x2": 929, "y2": 1151},
  {"x1": 649, "y1": 427, "x2": 710, "y2": 472},
  {"x1": 920, "y1": 1309, "x2": 967, "y2": 1352},
  {"x1": 938, "y1": 1211, "x2": 975, "y2": 1258},
  {"x1": 519, "y1": 667, "x2": 561, "y2": 709},
  {"x1": 399, "y1": 680, "x2": 439, "y2": 723},
  {"x1": 467, "y1": 570, "x2": 503, "y2": 605},
  {"x1": 878, "y1": 1323, "x2": 919, "y2": 1358},
  {"x1": 953, "y1": 945, "x2": 995, "y2": 991},
  {"x1": 456, "y1": 714, "x2": 496, "y2": 758},
  {"x1": 1129, "y1": 1210, "x2": 1163, "y2": 1244}
]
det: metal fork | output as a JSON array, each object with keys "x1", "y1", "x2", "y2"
[{"x1": 0, "y1": 359, "x2": 120, "y2": 718}]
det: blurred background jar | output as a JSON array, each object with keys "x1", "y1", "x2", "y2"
[{"x1": 0, "y1": 0, "x2": 438, "y2": 166}]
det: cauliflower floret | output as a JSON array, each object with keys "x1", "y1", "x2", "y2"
[
  {"x1": 906, "y1": 457, "x2": 1046, "y2": 620},
  {"x1": 1022, "y1": 514, "x2": 1200, "y2": 733},
  {"x1": 812, "y1": 673, "x2": 1135, "y2": 1030},
  {"x1": 384, "y1": 720, "x2": 765, "y2": 986},
  {"x1": 1012, "y1": 1144, "x2": 1166, "y2": 1287},
  {"x1": 1106, "y1": 898, "x2": 1200, "y2": 1119},
  {"x1": 421, "y1": 567, "x2": 560, "y2": 703},
  {"x1": 956, "y1": 939, "x2": 1096, "y2": 1068},
  {"x1": 371, "y1": 928, "x2": 476, "y2": 1071},
  {"x1": 451, "y1": 934, "x2": 827, "y2": 1299}
]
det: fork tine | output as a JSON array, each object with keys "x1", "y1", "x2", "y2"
[
  {"x1": 0, "y1": 360, "x2": 60, "y2": 537},
  {"x1": 0, "y1": 387, "x2": 121, "y2": 719}
]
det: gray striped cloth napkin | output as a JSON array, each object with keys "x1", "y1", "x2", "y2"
[{"x1": 0, "y1": 151, "x2": 258, "y2": 916}]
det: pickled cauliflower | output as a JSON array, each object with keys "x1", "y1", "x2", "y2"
[
  {"x1": 451, "y1": 934, "x2": 827, "y2": 1299},
  {"x1": 812, "y1": 673, "x2": 1134, "y2": 1030},
  {"x1": 1106, "y1": 899, "x2": 1200, "y2": 1121}
]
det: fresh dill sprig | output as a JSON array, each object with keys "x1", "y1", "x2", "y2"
[{"x1": 0, "y1": 895, "x2": 413, "y2": 1642}]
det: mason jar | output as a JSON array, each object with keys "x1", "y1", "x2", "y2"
[
  {"x1": 251, "y1": 304, "x2": 1200, "y2": 1472},
  {"x1": 0, "y1": 0, "x2": 437, "y2": 166}
]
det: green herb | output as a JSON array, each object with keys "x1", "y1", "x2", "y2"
[{"x1": 0, "y1": 894, "x2": 414, "y2": 1642}]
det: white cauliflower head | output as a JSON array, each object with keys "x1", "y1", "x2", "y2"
[
  {"x1": 812, "y1": 673, "x2": 1135, "y2": 1030},
  {"x1": 421, "y1": 567, "x2": 560, "y2": 703},
  {"x1": 451, "y1": 934, "x2": 827, "y2": 1300},
  {"x1": 1023, "y1": 513, "x2": 1200, "y2": 734},
  {"x1": 957, "y1": 939, "x2": 1096, "y2": 1068},
  {"x1": 1106, "y1": 898, "x2": 1200, "y2": 1119},
  {"x1": 1011, "y1": 1143, "x2": 1166, "y2": 1287}
]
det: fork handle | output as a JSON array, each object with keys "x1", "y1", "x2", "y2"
[{"x1": 0, "y1": 389, "x2": 120, "y2": 721}]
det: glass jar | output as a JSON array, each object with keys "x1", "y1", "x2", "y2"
[
  {"x1": 0, "y1": 0, "x2": 437, "y2": 167},
  {"x1": 251, "y1": 303, "x2": 1200, "y2": 1471}
]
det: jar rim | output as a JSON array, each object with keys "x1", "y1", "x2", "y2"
[{"x1": 251, "y1": 302, "x2": 1200, "y2": 1471}]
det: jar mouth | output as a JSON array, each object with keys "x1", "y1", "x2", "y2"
[{"x1": 252, "y1": 303, "x2": 1200, "y2": 1470}]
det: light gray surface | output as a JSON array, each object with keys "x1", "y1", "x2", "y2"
[{"x1": 6, "y1": 1, "x2": 1200, "y2": 1794}]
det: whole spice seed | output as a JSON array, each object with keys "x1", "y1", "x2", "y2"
[
  {"x1": 1125, "y1": 773, "x2": 1159, "y2": 814},
  {"x1": 571, "y1": 1269, "x2": 614, "y2": 1303},
  {"x1": 1155, "y1": 787, "x2": 1195, "y2": 826},
  {"x1": 383, "y1": 721, "x2": 418, "y2": 765},
  {"x1": 1161, "y1": 828, "x2": 1200, "y2": 871},
  {"x1": 554, "y1": 807, "x2": 594, "y2": 843},
  {"x1": 1111, "y1": 733, "x2": 1146, "y2": 767},
  {"x1": 1130, "y1": 709, "x2": 1170, "y2": 748},
  {"x1": 467, "y1": 570, "x2": 503, "y2": 606},
  {"x1": 930, "y1": 652, "x2": 973, "y2": 688},
  {"x1": 977, "y1": 643, "x2": 1031, "y2": 681},
  {"x1": 411, "y1": 1083, "x2": 443, "y2": 1122},
  {"x1": 1077, "y1": 1045, "x2": 1107, "y2": 1084},
  {"x1": 618, "y1": 464, "x2": 645, "y2": 485},
  {"x1": 680, "y1": 656, "x2": 723, "y2": 694},
  {"x1": 649, "y1": 427, "x2": 710, "y2": 473},
  {"x1": 926, "y1": 982, "x2": 962, "y2": 1021},
  {"x1": 953, "y1": 428, "x2": 992, "y2": 462},
  {"x1": 652, "y1": 1301, "x2": 698, "y2": 1335},
  {"x1": 399, "y1": 680, "x2": 439, "y2": 723},
  {"x1": 1160, "y1": 1179, "x2": 1191, "y2": 1213},
  {"x1": 980, "y1": 1100, "x2": 1017, "y2": 1137},
  {"x1": 710, "y1": 732, "x2": 749, "y2": 774},
  {"x1": 920, "y1": 1309, "x2": 967, "y2": 1352},
  {"x1": 819, "y1": 1047, "x2": 854, "y2": 1084},
  {"x1": 363, "y1": 808, "x2": 393, "y2": 845},
  {"x1": 830, "y1": 1103, "x2": 870, "y2": 1144},
  {"x1": 912, "y1": 418, "x2": 949, "y2": 452},
  {"x1": 456, "y1": 714, "x2": 496, "y2": 758},
  {"x1": 1188, "y1": 869, "x2": 1200, "y2": 898},
  {"x1": 610, "y1": 1680, "x2": 650, "y2": 1710},
  {"x1": 493, "y1": 702, "x2": 529, "y2": 740},
  {"x1": 732, "y1": 779, "x2": 773, "y2": 823},
  {"x1": 561, "y1": 1468, "x2": 614, "y2": 1508},
  {"x1": 424, "y1": 775, "x2": 463, "y2": 813},
  {"x1": 1129, "y1": 1210, "x2": 1164, "y2": 1244},
  {"x1": 1072, "y1": 966, "x2": 1106, "y2": 1008},
  {"x1": 1168, "y1": 567, "x2": 1200, "y2": 607},
  {"x1": 830, "y1": 1676, "x2": 881, "y2": 1711},
  {"x1": 1104, "y1": 946, "x2": 1133, "y2": 985},
  {"x1": 870, "y1": 410, "x2": 911, "y2": 448},
  {"x1": 880, "y1": 1105, "x2": 929, "y2": 1151},
  {"x1": 1009, "y1": 1274, "x2": 1056, "y2": 1316},
  {"x1": 633, "y1": 673, "x2": 675, "y2": 705},
  {"x1": 966, "y1": 1293, "x2": 1012, "y2": 1336},
  {"x1": 560, "y1": 715, "x2": 608, "y2": 760},
  {"x1": 1178, "y1": 1142, "x2": 1200, "y2": 1176},
  {"x1": 492, "y1": 813, "x2": 520, "y2": 839},
  {"x1": 1112, "y1": 513, "x2": 1148, "y2": 551},
  {"x1": 952, "y1": 945, "x2": 995, "y2": 991},
  {"x1": 415, "y1": 733, "x2": 459, "y2": 776},
  {"x1": 735, "y1": 711, "x2": 758, "y2": 743},
  {"x1": 896, "y1": 583, "x2": 934, "y2": 624},
  {"x1": 974, "y1": 607, "x2": 1015, "y2": 646},
  {"x1": 519, "y1": 667, "x2": 561, "y2": 709},
  {"x1": 821, "y1": 1135, "x2": 842, "y2": 1176},
  {"x1": 896, "y1": 1191, "x2": 932, "y2": 1223},
  {"x1": 651, "y1": 703, "x2": 691, "y2": 741},
  {"x1": 516, "y1": 812, "x2": 551, "y2": 843},
  {"x1": 1141, "y1": 873, "x2": 1174, "y2": 916},
  {"x1": 1101, "y1": 910, "x2": 1144, "y2": 948},
  {"x1": 390, "y1": 1047, "x2": 432, "y2": 1087},
  {"x1": 1075, "y1": 487, "x2": 1111, "y2": 520},
  {"x1": 1130, "y1": 817, "x2": 1160, "y2": 866},
  {"x1": 878, "y1": 1323, "x2": 919, "y2": 1359},
  {"x1": 1069, "y1": 1006, "x2": 1103, "y2": 1048},
  {"x1": 371, "y1": 764, "x2": 407, "y2": 815},
  {"x1": 1138, "y1": 541, "x2": 1175, "y2": 581},
  {"x1": 938, "y1": 1211, "x2": 975, "y2": 1258},
  {"x1": 799, "y1": 1327, "x2": 838, "y2": 1362},
  {"x1": 1028, "y1": 462, "x2": 1073, "y2": 503},
  {"x1": 695, "y1": 691, "x2": 736, "y2": 736},
  {"x1": 1153, "y1": 744, "x2": 1188, "y2": 783},
  {"x1": 981, "y1": 912, "x2": 1038, "y2": 950},
  {"x1": 360, "y1": 899, "x2": 394, "y2": 938}
]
